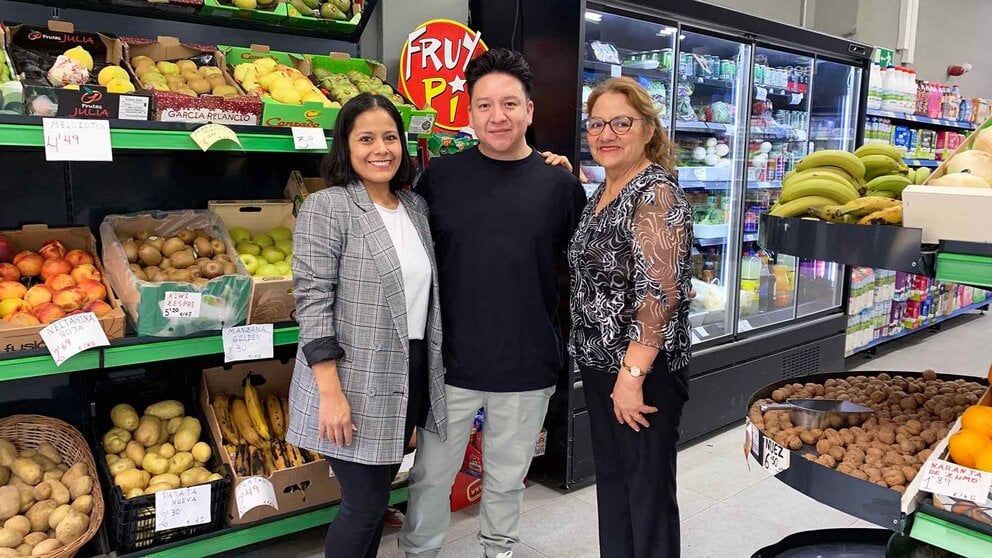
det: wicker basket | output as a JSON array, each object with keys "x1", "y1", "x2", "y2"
[{"x1": 0, "y1": 414, "x2": 105, "y2": 558}]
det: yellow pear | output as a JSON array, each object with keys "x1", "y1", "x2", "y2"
[
  {"x1": 156, "y1": 61, "x2": 180, "y2": 75},
  {"x1": 294, "y1": 78, "x2": 315, "y2": 93},
  {"x1": 271, "y1": 86, "x2": 302, "y2": 105},
  {"x1": 130, "y1": 55, "x2": 154, "y2": 68},
  {"x1": 176, "y1": 60, "x2": 197, "y2": 74},
  {"x1": 106, "y1": 78, "x2": 135, "y2": 94},
  {"x1": 212, "y1": 85, "x2": 239, "y2": 97},
  {"x1": 98, "y1": 65, "x2": 129, "y2": 86},
  {"x1": 253, "y1": 58, "x2": 278, "y2": 74},
  {"x1": 233, "y1": 0, "x2": 257, "y2": 8}
]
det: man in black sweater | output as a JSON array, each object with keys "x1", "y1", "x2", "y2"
[{"x1": 399, "y1": 49, "x2": 586, "y2": 558}]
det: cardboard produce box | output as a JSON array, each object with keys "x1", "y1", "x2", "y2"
[
  {"x1": 99, "y1": 210, "x2": 251, "y2": 337},
  {"x1": 123, "y1": 36, "x2": 263, "y2": 126},
  {"x1": 284, "y1": 171, "x2": 327, "y2": 216},
  {"x1": 5, "y1": 21, "x2": 151, "y2": 120},
  {"x1": 208, "y1": 200, "x2": 296, "y2": 324},
  {"x1": 284, "y1": 0, "x2": 361, "y2": 33},
  {"x1": 201, "y1": 0, "x2": 290, "y2": 23},
  {"x1": 0, "y1": 224, "x2": 126, "y2": 353},
  {"x1": 201, "y1": 359, "x2": 342, "y2": 525},
  {"x1": 0, "y1": 25, "x2": 23, "y2": 115}
]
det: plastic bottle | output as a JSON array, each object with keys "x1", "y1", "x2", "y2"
[
  {"x1": 906, "y1": 70, "x2": 918, "y2": 113},
  {"x1": 868, "y1": 62, "x2": 882, "y2": 110},
  {"x1": 893, "y1": 67, "x2": 905, "y2": 113},
  {"x1": 880, "y1": 65, "x2": 895, "y2": 111}
]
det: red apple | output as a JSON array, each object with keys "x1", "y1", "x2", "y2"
[
  {"x1": 70, "y1": 264, "x2": 101, "y2": 284},
  {"x1": 0, "y1": 297, "x2": 31, "y2": 319},
  {"x1": 38, "y1": 239, "x2": 66, "y2": 260},
  {"x1": 0, "y1": 237, "x2": 13, "y2": 263},
  {"x1": 76, "y1": 279, "x2": 107, "y2": 303},
  {"x1": 32, "y1": 302, "x2": 66, "y2": 325},
  {"x1": 81, "y1": 300, "x2": 112, "y2": 318},
  {"x1": 45, "y1": 274, "x2": 76, "y2": 291},
  {"x1": 0, "y1": 263, "x2": 19, "y2": 282},
  {"x1": 13, "y1": 251, "x2": 43, "y2": 277},
  {"x1": 5, "y1": 311, "x2": 41, "y2": 326},
  {"x1": 40, "y1": 258, "x2": 72, "y2": 281},
  {"x1": 23, "y1": 285, "x2": 53, "y2": 307},
  {"x1": 0, "y1": 281, "x2": 27, "y2": 300},
  {"x1": 64, "y1": 249, "x2": 95, "y2": 267},
  {"x1": 52, "y1": 288, "x2": 85, "y2": 312}
]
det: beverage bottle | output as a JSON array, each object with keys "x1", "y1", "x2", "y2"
[
  {"x1": 759, "y1": 260, "x2": 776, "y2": 313},
  {"x1": 895, "y1": 68, "x2": 906, "y2": 112},
  {"x1": 868, "y1": 62, "x2": 882, "y2": 109},
  {"x1": 905, "y1": 70, "x2": 916, "y2": 113}
]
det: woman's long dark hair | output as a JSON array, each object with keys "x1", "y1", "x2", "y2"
[{"x1": 321, "y1": 93, "x2": 414, "y2": 192}]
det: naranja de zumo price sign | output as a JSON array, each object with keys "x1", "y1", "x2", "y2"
[{"x1": 399, "y1": 19, "x2": 488, "y2": 132}]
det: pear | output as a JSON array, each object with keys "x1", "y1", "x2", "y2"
[
  {"x1": 332, "y1": 0, "x2": 351, "y2": 13},
  {"x1": 320, "y1": 3, "x2": 347, "y2": 20}
]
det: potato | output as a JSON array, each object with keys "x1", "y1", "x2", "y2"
[
  {"x1": 54, "y1": 511, "x2": 87, "y2": 544},
  {"x1": 191, "y1": 442, "x2": 212, "y2": 464},
  {"x1": 157, "y1": 443, "x2": 176, "y2": 459},
  {"x1": 46, "y1": 481, "x2": 69, "y2": 507},
  {"x1": 34, "y1": 444, "x2": 60, "y2": 466},
  {"x1": 148, "y1": 474, "x2": 180, "y2": 490},
  {"x1": 102, "y1": 427, "x2": 131, "y2": 455},
  {"x1": 0, "y1": 528, "x2": 22, "y2": 549},
  {"x1": 22, "y1": 533, "x2": 45, "y2": 546},
  {"x1": 173, "y1": 417, "x2": 201, "y2": 452},
  {"x1": 115, "y1": 469, "x2": 147, "y2": 493},
  {"x1": 157, "y1": 421, "x2": 171, "y2": 445},
  {"x1": 109, "y1": 458, "x2": 136, "y2": 477},
  {"x1": 105, "y1": 454, "x2": 119, "y2": 466},
  {"x1": 146, "y1": 444, "x2": 163, "y2": 457},
  {"x1": 180, "y1": 467, "x2": 210, "y2": 488},
  {"x1": 111, "y1": 404, "x2": 140, "y2": 432},
  {"x1": 135, "y1": 415, "x2": 164, "y2": 448},
  {"x1": 124, "y1": 441, "x2": 146, "y2": 466},
  {"x1": 47, "y1": 505, "x2": 71, "y2": 530},
  {"x1": 166, "y1": 417, "x2": 183, "y2": 435},
  {"x1": 142, "y1": 453, "x2": 169, "y2": 476},
  {"x1": 0, "y1": 549, "x2": 16, "y2": 558},
  {"x1": 11, "y1": 482, "x2": 33, "y2": 514},
  {"x1": 30, "y1": 484, "x2": 50, "y2": 502},
  {"x1": 206, "y1": 473, "x2": 223, "y2": 482},
  {"x1": 2, "y1": 517, "x2": 28, "y2": 538},
  {"x1": 70, "y1": 496, "x2": 92, "y2": 516},
  {"x1": 125, "y1": 488, "x2": 144, "y2": 499},
  {"x1": 0, "y1": 440, "x2": 15, "y2": 468},
  {"x1": 0, "y1": 487, "x2": 18, "y2": 521},
  {"x1": 144, "y1": 400, "x2": 184, "y2": 421},
  {"x1": 16, "y1": 544, "x2": 32, "y2": 556},
  {"x1": 68, "y1": 476, "x2": 92, "y2": 500},
  {"x1": 0, "y1": 467, "x2": 7, "y2": 486},
  {"x1": 11, "y1": 459, "x2": 42, "y2": 486},
  {"x1": 30, "y1": 538, "x2": 62, "y2": 555},
  {"x1": 144, "y1": 483, "x2": 175, "y2": 495},
  {"x1": 168, "y1": 452, "x2": 194, "y2": 475},
  {"x1": 25, "y1": 501, "x2": 57, "y2": 533}
]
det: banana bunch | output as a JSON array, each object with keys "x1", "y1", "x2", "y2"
[
  {"x1": 807, "y1": 197, "x2": 903, "y2": 225},
  {"x1": 854, "y1": 144, "x2": 912, "y2": 195},
  {"x1": 769, "y1": 150, "x2": 866, "y2": 218},
  {"x1": 213, "y1": 385, "x2": 319, "y2": 477}
]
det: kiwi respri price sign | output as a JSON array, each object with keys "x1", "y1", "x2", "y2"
[{"x1": 399, "y1": 19, "x2": 488, "y2": 132}]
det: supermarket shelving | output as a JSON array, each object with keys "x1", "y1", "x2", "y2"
[
  {"x1": 910, "y1": 511, "x2": 992, "y2": 557},
  {"x1": 904, "y1": 158, "x2": 940, "y2": 168},
  {"x1": 866, "y1": 108, "x2": 976, "y2": 131},
  {"x1": 844, "y1": 300, "x2": 989, "y2": 357}
]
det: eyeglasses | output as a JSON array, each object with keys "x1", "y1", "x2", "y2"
[{"x1": 585, "y1": 116, "x2": 642, "y2": 136}]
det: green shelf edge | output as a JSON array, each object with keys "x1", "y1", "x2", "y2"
[
  {"x1": 136, "y1": 486, "x2": 408, "y2": 558},
  {"x1": 0, "y1": 350, "x2": 101, "y2": 380},
  {"x1": 911, "y1": 512, "x2": 992, "y2": 557}
]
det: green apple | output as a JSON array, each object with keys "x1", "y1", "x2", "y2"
[
  {"x1": 261, "y1": 247, "x2": 285, "y2": 264},
  {"x1": 269, "y1": 226, "x2": 292, "y2": 242},
  {"x1": 274, "y1": 239, "x2": 294, "y2": 256},
  {"x1": 256, "y1": 263, "x2": 282, "y2": 277},
  {"x1": 238, "y1": 253, "x2": 259, "y2": 275},
  {"x1": 253, "y1": 233, "x2": 274, "y2": 248},
  {"x1": 274, "y1": 261, "x2": 292, "y2": 276},
  {"x1": 229, "y1": 227, "x2": 252, "y2": 244},
  {"x1": 236, "y1": 241, "x2": 261, "y2": 256}
]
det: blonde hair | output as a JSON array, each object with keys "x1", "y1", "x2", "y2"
[{"x1": 586, "y1": 77, "x2": 677, "y2": 176}]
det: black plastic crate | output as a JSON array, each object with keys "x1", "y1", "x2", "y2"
[{"x1": 87, "y1": 366, "x2": 232, "y2": 553}]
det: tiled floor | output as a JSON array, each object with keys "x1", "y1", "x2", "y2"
[{"x1": 229, "y1": 309, "x2": 990, "y2": 558}]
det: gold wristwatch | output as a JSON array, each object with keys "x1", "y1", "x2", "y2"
[{"x1": 620, "y1": 359, "x2": 647, "y2": 378}]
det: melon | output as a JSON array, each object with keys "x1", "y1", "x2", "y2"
[
  {"x1": 973, "y1": 127, "x2": 992, "y2": 154},
  {"x1": 945, "y1": 150, "x2": 992, "y2": 184}
]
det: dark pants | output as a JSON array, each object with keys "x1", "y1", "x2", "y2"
[
  {"x1": 580, "y1": 353, "x2": 689, "y2": 558},
  {"x1": 324, "y1": 339, "x2": 429, "y2": 558}
]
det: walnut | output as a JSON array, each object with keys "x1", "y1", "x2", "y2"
[
  {"x1": 816, "y1": 439, "x2": 833, "y2": 454},
  {"x1": 904, "y1": 420, "x2": 923, "y2": 435},
  {"x1": 883, "y1": 469, "x2": 906, "y2": 487},
  {"x1": 771, "y1": 389, "x2": 787, "y2": 402},
  {"x1": 815, "y1": 454, "x2": 837, "y2": 468},
  {"x1": 901, "y1": 466, "x2": 918, "y2": 482},
  {"x1": 828, "y1": 446, "x2": 846, "y2": 461},
  {"x1": 877, "y1": 431, "x2": 896, "y2": 444},
  {"x1": 843, "y1": 448, "x2": 866, "y2": 466}
]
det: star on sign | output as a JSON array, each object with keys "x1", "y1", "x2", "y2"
[{"x1": 450, "y1": 76, "x2": 466, "y2": 94}]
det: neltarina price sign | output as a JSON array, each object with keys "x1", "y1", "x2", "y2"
[
  {"x1": 399, "y1": 19, "x2": 488, "y2": 131},
  {"x1": 39, "y1": 312, "x2": 110, "y2": 366}
]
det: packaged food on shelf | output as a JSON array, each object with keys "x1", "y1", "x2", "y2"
[
  {"x1": 98, "y1": 210, "x2": 251, "y2": 337},
  {"x1": 122, "y1": 36, "x2": 263, "y2": 125},
  {"x1": 200, "y1": 0, "x2": 291, "y2": 23},
  {"x1": 200, "y1": 359, "x2": 341, "y2": 525},
  {"x1": 208, "y1": 200, "x2": 296, "y2": 324},
  {"x1": 0, "y1": 224, "x2": 126, "y2": 354},
  {"x1": 0, "y1": 25, "x2": 23, "y2": 116},
  {"x1": 4, "y1": 20, "x2": 152, "y2": 120},
  {"x1": 284, "y1": 170, "x2": 328, "y2": 216}
]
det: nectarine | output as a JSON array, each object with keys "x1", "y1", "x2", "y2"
[
  {"x1": 53, "y1": 287, "x2": 85, "y2": 312},
  {"x1": 0, "y1": 238, "x2": 13, "y2": 263},
  {"x1": 23, "y1": 285, "x2": 53, "y2": 307},
  {"x1": 32, "y1": 302, "x2": 66, "y2": 324},
  {"x1": 38, "y1": 239, "x2": 66, "y2": 260},
  {"x1": 5, "y1": 311, "x2": 40, "y2": 326},
  {"x1": 40, "y1": 258, "x2": 72, "y2": 281},
  {"x1": 70, "y1": 264, "x2": 101, "y2": 283},
  {"x1": 76, "y1": 279, "x2": 107, "y2": 303},
  {"x1": 13, "y1": 251, "x2": 43, "y2": 277},
  {"x1": 0, "y1": 263, "x2": 19, "y2": 282},
  {"x1": 0, "y1": 297, "x2": 30, "y2": 319},
  {"x1": 0, "y1": 281, "x2": 27, "y2": 300},
  {"x1": 45, "y1": 274, "x2": 76, "y2": 291},
  {"x1": 82, "y1": 300, "x2": 112, "y2": 317},
  {"x1": 64, "y1": 249, "x2": 95, "y2": 267}
]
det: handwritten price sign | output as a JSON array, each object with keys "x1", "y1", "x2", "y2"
[
  {"x1": 920, "y1": 459, "x2": 992, "y2": 504},
  {"x1": 43, "y1": 118, "x2": 112, "y2": 161},
  {"x1": 155, "y1": 485, "x2": 211, "y2": 532},
  {"x1": 222, "y1": 324, "x2": 274, "y2": 363},
  {"x1": 191, "y1": 123, "x2": 242, "y2": 152},
  {"x1": 235, "y1": 476, "x2": 279, "y2": 519},
  {"x1": 761, "y1": 435, "x2": 790, "y2": 475},
  {"x1": 292, "y1": 127, "x2": 328, "y2": 151},
  {"x1": 162, "y1": 292, "x2": 202, "y2": 318},
  {"x1": 39, "y1": 312, "x2": 110, "y2": 366}
]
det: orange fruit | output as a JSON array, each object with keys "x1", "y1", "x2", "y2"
[
  {"x1": 961, "y1": 405, "x2": 992, "y2": 439},
  {"x1": 975, "y1": 445, "x2": 992, "y2": 473},
  {"x1": 949, "y1": 430, "x2": 992, "y2": 468}
]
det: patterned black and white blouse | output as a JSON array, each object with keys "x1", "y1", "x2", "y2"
[{"x1": 568, "y1": 163, "x2": 694, "y2": 373}]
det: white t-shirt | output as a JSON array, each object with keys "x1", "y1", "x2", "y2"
[{"x1": 375, "y1": 200, "x2": 432, "y2": 340}]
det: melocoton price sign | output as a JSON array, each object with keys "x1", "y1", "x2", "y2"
[{"x1": 42, "y1": 118, "x2": 112, "y2": 161}]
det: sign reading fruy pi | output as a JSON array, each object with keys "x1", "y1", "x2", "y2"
[{"x1": 399, "y1": 19, "x2": 487, "y2": 131}]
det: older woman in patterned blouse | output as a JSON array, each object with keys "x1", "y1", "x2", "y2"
[{"x1": 568, "y1": 77, "x2": 693, "y2": 558}]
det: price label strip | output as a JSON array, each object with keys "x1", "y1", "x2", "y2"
[
  {"x1": 222, "y1": 324, "x2": 274, "y2": 363},
  {"x1": 235, "y1": 476, "x2": 279, "y2": 519},
  {"x1": 191, "y1": 123, "x2": 242, "y2": 152},
  {"x1": 39, "y1": 312, "x2": 110, "y2": 367},
  {"x1": 920, "y1": 459, "x2": 992, "y2": 505},
  {"x1": 43, "y1": 118, "x2": 112, "y2": 161},
  {"x1": 155, "y1": 484, "x2": 211, "y2": 532},
  {"x1": 761, "y1": 435, "x2": 790, "y2": 475},
  {"x1": 291, "y1": 127, "x2": 328, "y2": 151},
  {"x1": 162, "y1": 291, "x2": 202, "y2": 319}
]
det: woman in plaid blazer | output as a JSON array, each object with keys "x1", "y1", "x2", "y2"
[{"x1": 287, "y1": 93, "x2": 447, "y2": 558}]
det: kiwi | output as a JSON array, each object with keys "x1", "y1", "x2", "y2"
[
  {"x1": 162, "y1": 237, "x2": 186, "y2": 257},
  {"x1": 123, "y1": 241, "x2": 139, "y2": 263},
  {"x1": 160, "y1": 256, "x2": 171, "y2": 269},
  {"x1": 129, "y1": 263, "x2": 143, "y2": 274},
  {"x1": 170, "y1": 250, "x2": 195, "y2": 269},
  {"x1": 146, "y1": 237, "x2": 165, "y2": 251},
  {"x1": 177, "y1": 229, "x2": 197, "y2": 244},
  {"x1": 194, "y1": 231, "x2": 211, "y2": 241},
  {"x1": 210, "y1": 239, "x2": 227, "y2": 255},
  {"x1": 116, "y1": 229, "x2": 133, "y2": 242},
  {"x1": 169, "y1": 269, "x2": 193, "y2": 282},
  {"x1": 138, "y1": 245, "x2": 163, "y2": 266},
  {"x1": 150, "y1": 271, "x2": 169, "y2": 282},
  {"x1": 144, "y1": 265, "x2": 162, "y2": 277},
  {"x1": 201, "y1": 261, "x2": 224, "y2": 279},
  {"x1": 192, "y1": 277, "x2": 210, "y2": 288},
  {"x1": 213, "y1": 254, "x2": 232, "y2": 263},
  {"x1": 135, "y1": 229, "x2": 151, "y2": 241},
  {"x1": 132, "y1": 268, "x2": 149, "y2": 281},
  {"x1": 195, "y1": 257, "x2": 211, "y2": 267},
  {"x1": 188, "y1": 266, "x2": 203, "y2": 279},
  {"x1": 194, "y1": 237, "x2": 214, "y2": 258},
  {"x1": 221, "y1": 262, "x2": 238, "y2": 276}
]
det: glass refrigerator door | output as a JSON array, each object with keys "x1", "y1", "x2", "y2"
[
  {"x1": 797, "y1": 59, "x2": 864, "y2": 316},
  {"x1": 673, "y1": 30, "x2": 750, "y2": 344},
  {"x1": 737, "y1": 47, "x2": 813, "y2": 331},
  {"x1": 580, "y1": 9, "x2": 677, "y2": 199}
]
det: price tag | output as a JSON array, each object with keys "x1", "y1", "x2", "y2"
[
  {"x1": 746, "y1": 419, "x2": 761, "y2": 462},
  {"x1": 761, "y1": 435, "x2": 790, "y2": 474},
  {"x1": 789, "y1": 93, "x2": 804, "y2": 105},
  {"x1": 43, "y1": 118, "x2": 112, "y2": 161},
  {"x1": 292, "y1": 127, "x2": 328, "y2": 151},
  {"x1": 920, "y1": 459, "x2": 992, "y2": 504},
  {"x1": 39, "y1": 312, "x2": 110, "y2": 367},
  {"x1": 222, "y1": 324, "x2": 274, "y2": 363},
  {"x1": 610, "y1": 64, "x2": 622, "y2": 77},
  {"x1": 155, "y1": 485, "x2": 211, "y2": 532},
  {"x1": 755, "y1": 87, "x2": 768, "y2": 101},
  {"x1": 191, "y1": 123, "x2": 242, "y2": 152},
  {"x1": 162, "y1": 292, "x2": 202, "y2": 318},
  {"x1": 235, "y1": 476, "x2": 278, "y2": 519}
]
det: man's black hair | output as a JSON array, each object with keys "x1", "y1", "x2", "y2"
[{"x1": 464, "y1": 48, "x2": 534, "y2": 98}]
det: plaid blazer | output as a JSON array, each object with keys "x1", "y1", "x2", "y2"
[{"x1": 286, "y1": 181, "x2": 447, "y2": 466}]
